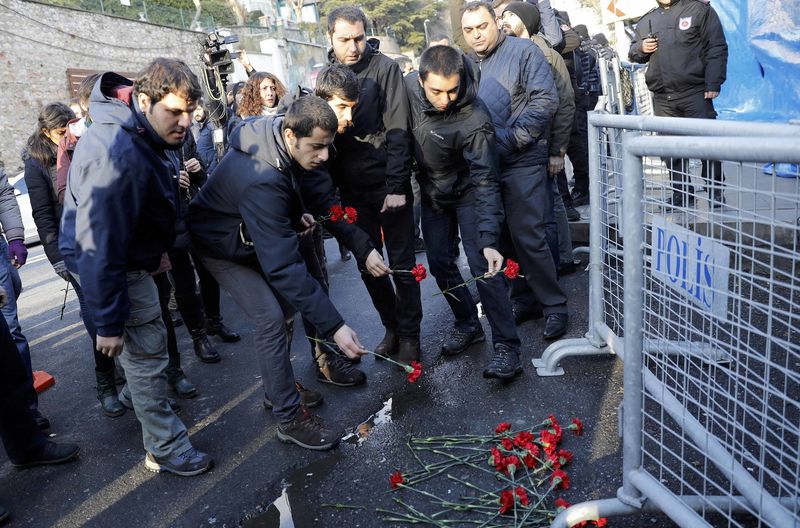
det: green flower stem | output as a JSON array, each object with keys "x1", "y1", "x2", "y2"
[
  {"x1": 320, "y1": 503, "x2": 367, "y2": 510},
  {"x1": 408, "y1": 437, "x2": 427, "y2": 470},
  {"x1": 446, "y1": 475, "x2": 497, "y2": 497},
  {"x1": 430, "y1": 449, "x2": 519, "y2": 487},
  {"x1": 306, "y1": 336, "x2": 413, "y2": 371},
  {"x1": 394, "y1": 497, "x2": 448, "y2": 527}
]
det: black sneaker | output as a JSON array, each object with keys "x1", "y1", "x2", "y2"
[
  {"x1": 316, "y1": 348, "x2": 367, "y2": 386},
  {"x1": 442, "y1": 327, "x2": 485, "y2": 356},
  {"x1": 566, "y1": 206, "x2": 581, "y2": 222},
  {"x1": 12, "y1": 441, "x2": 80, "y2": 468},
  {"x1": 571, "y1": 191, "x2": 589, "y2": 207},
  {"x1": 264, "y1": 381, "x2": 323, "y2": 410},
  {"x1": 144, "y1": 447, "x2": 213, "y2": 476},
  {"x1": 482, "y1": 344, "x2": 523, "y2": 379},
  {"x1": 277, "y1": 408, "x2": 340, "y2": 451},
  {"x1": 665, "y1": 194, "x2": 696, "y2": 209},
  {"x1": 30, "y1": 408, "x2": 50, "y2": 430}
]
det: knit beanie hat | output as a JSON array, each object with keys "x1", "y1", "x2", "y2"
[{"x1": 503, "y1": 2, "x2": 541, "y2": 36}]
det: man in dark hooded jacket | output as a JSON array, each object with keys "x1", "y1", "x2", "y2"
[
  {"x1": 462, "y1": 1, "x2": 570, "y2": 351},
  {"x1": 410, "y1": 45, "x2": 525, "y2": 380},
  {"x1": 187, "y1": 96, "x2": 388, "y2": 451},
  {"x1": 326, "y1": 6, "x2": 423, "y2": 367},
  {"x1": 60, "y1": 60, "x2": 212, "y2": 476}
]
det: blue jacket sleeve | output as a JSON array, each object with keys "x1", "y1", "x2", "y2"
[
  {"x1": 197, "y1": 126, "x2": 218, "y2": 175},
  {"x1": 536, "y1": 0, "x2": 563, "y2": 48},
  {"x1": 74, "y1": 158, "x2": 145, "y2": 337}
]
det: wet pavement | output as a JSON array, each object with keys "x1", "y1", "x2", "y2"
[{"x1": 0, "y1": 241, "x2": 675, "y2": 527}]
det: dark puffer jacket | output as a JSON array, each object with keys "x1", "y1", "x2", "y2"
[
  {"x1": 408, "y1": 53, "x2": 504, "y2": 251},
  {"x1": 187, "y1": 116, "x2": 374, "y2": 338},
  {"x1": 328, "y1": 40, "x2": 413, "y2": 196},
  {"x1": 23, "y1": 154, "x2": 63, "y2": 267},
  {"x1": 468, "y1": 32, "x2": 558, "y2": 168}
]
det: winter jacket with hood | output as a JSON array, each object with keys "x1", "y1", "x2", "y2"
[
  {"x1": 328, "y1": 39, "x2": 413, "y2": 196},
  {"x1": 59, "y1": 72, "x2": 180, "y2": 337},
  {"x1": 187, "y1": 116, "x2": 374, "y2": 338},
  {"x1": 407, "y1": 53, "x2": 504, "y2": 251},
  {"x1": 629, "y1": 0, "x2": 727, "y2": 100},
  {"x1": 23, "y1": 150, "x2": 63, "y2": 267},
  {"x1": 468, "y1": 32, "x2": 558, "y2": 168},
  {"x1": 530, "y1": 34, "x2": 575, "y2": 156}
]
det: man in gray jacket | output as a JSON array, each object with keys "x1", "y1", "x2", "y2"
[
  {"x1": 0, "y1": 167, "x2": 46, "y2": 429},
  {"x1": 462, "y1": 2, "x2": 569, "y2": 371}
]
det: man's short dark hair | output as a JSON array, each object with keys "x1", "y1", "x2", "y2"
[
  {"x1": 327, "y1": 6, "x2": 368, "y2": 34},
  {"x1": 134, "y1": 58, "x2": 202, "y2": 105},
  {"x1": 419, "y1": 45, "x2": 464, "y2": 82},
  {"x1": 462, "y1": 1, "x2": 495, "y2": 20},
  {"x1": 283, "y1": 96, "x2": 338, "y2": 138},
  {"x1": 315, "y1": 64, "x2": 360, "y2": 102},
  {"x1": 429, "y1": 33, "x2": 450, "y2": 43}
]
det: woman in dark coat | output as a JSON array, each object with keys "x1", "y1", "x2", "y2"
[{"x1": 23, "y1": 102, "x2": 125, "y2": 418}]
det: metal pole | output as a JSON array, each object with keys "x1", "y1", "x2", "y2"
[
  {"x1": 589, "y1": 112, "x2": 800, "y2": 138},
  {"x1": 618, "y1": 132, "x2": 645, "y2": 508},
  {"x1": 180, "y1": 7, "x2": 185, "y2": 28},
  {"x1": 142, "y1": 0, "x2": 148, "y2": 21},
  {"x1": 612, "y1": 56, "x2": 625, "y2": 115},
  {"x1": 587, "y1": 115, "x2": 605, "y2": 349},
  {"x1": 423, "y1": 19, "x2": 430, "y2": 45},
  {"x1": 99, "y1": 0, "x2": 104, "y2": 14}
]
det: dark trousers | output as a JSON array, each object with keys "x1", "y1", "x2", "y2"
[
  {"x1": 341, "y1": 189, "x2": 422, "y2": 340},
  {"x1": 168, "y1": 250, "x2": 221, "y2": 331},
  {"x1": 421, "y1": 200, "x2": 520, "y2": 349},
  {"x1": 501, "y1": 163, "x2": 567, "y2": 315},
  {"x1": 567, "y1": 98, "x2": 590, "y2": 197},
  {"x1": 298, "y1": 226, "x2": 330, "y2": 355},
  {"x1": 0, "y1": 316, "x2": 47, "y2": 464},
  {"x1": 153, "y1": 272, "x2": 182, "y2": 384},
  {"x1": 653, "y1": 92, "x2": 724, "y2": 198},
  {"x1": 67, "y1": 275, "x2": 115, "y2": 374}
]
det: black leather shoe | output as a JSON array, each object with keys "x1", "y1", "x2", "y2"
[
  {"x1": 482, "y1": 344, "x2": 523, "y2": 379},
  {"x1": 442, "y1": 327, "x2": 485, "y2": 356},
  {"x1": 265, "y1": 381, "x2": 323, "y2": 410},
  {"x1": 191, "y1": 329, "x2": 221, "y2": 363},
  {"x1": 558, "y1": 262, "x2": 578, "y2": 278},
  {"x1": 513, "y1": 307, "x2": 543, "y2": 326},
  {"x1": 571, "y1": 191, "x2": 590, "y2": 207},
  {"x1": 206, "y1": 316, "x2": 241, "y2": 343},
  {"x1": 374, "y1": 328, "x2": 399, "y2": 360},
  {"x1": 171, "y1": 376, "x2": 198, "y2": 399},
  {"x1": 31, "y1": 408, "x2": 50, "y2": 430},
  {"x1": 566, "y1": 206, "x2": 581, "y2": 222},
  {"x1": 414, "y1": 238, "x2": 426, "y2": 253},
  {"x1": 339, "y1": 243, "x2": 352, "y2": 261},
  {"x1": 12, "y1": 441, "x2": 80, "y2": 468},
  {"x1": 543, "y1": 313, "x2": 569, "y2": 340},
  {"x1": 95, "y1": 369, "x2": 126, "y2": 417},
  {"x1": 665, "y1": 194, "x2": 696, "y2": 209},
  {"x1": 397, "y1": 339, "x2": 421, "y2": 365}
]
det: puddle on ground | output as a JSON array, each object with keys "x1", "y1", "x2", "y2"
[
  {"x1": 243, "y1": 399, "x2": 393, "y2": 527},
  {"x1": 342, "y1": 397, "x2": 393, "y2": 445}
]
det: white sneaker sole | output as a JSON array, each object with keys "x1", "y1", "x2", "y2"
[
  {"x1": 144, "y1": 456, "x2": 212, "y2": 476},
  {"x1": 276, "y1": 430, "x2": 339, "y2": 451}
]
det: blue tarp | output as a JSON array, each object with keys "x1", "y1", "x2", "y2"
[{"x1": 714, "y1": 0, "x2": 800, "y2": 122}]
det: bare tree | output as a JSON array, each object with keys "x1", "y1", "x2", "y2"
[
  {"x1": 286, "y1": 0, "x2": 305, "y2": 21},
  {"x1": 190, "y1": 0, "x2": 202, "y2": 29}
]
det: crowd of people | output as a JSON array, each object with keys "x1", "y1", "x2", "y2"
[{"x1": 0, "y1": 0, "x2": 727, "y2": 522}]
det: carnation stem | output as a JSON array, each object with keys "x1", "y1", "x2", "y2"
[{"x1": 306, "y1": 336, "x2": 413, "y2": 371}]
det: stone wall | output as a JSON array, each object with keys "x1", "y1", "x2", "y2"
[{"x1": 0, "y1": 0, "x2": 205, "y2": 171}]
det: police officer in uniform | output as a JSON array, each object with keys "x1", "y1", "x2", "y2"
[{"x1": 629, "y1": 0, "x2": 728, "y2": 208}]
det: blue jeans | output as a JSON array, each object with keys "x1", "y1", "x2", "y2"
[
  {"x1": 0, "y1": 237, "x2": 36, "y2": 409},
  {"x1": 421, "y1": 200, "x2": 520, "y2": 349}
]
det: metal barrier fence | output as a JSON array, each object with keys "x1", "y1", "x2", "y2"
[
  {"x1": 548, "y1": 132, "x2": 800, "y2": 527},
  {"x1": 534, "y1": 113, "x2": 800, "y2": 378}
]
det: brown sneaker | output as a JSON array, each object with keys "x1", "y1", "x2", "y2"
[{"x1": 277, "y1": 408, "x2": 340, "y2": 451}]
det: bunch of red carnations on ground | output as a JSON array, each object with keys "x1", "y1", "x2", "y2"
[{"x1": 381, "y1": 415, "x2": 607, "y2": 527}]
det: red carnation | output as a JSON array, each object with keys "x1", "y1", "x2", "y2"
[
  {"x1": 344, "y1": 207, "x2": 358, "y2": 224},
  {"x1": 406, "y1": 361, "x2": 423, "y2": 383},
  {"x1": 499, "y1": 489, "x2": 514, "y2": 514},
  {"x1": 495, "y1": 422, "x2": 512, "y2": 434},
  {"x1": 545, "y1": 414, "x2": 559, "y2": 427},
  {"x1": 594, "y1": 519, "x2": 608, "y2": 527},
  {"x1": 554, "y1": 497, "x2": 571, "y2": 511},
  {"x1": 503, "y1": 259, "x2": 521, "y2": 279},
  {"x1": 551, "y1": 424, "x2": 563, "y2": 443},
  {"x1": 558, "y1": 449, "x2": 573, "y2": 466},
  {"x1": 329, "y1": 204, "x2": 344, "y2": 222},
  {"x1": 570, "y1": 417, "x2": 584, "y2": 436},
  {"x1": 501, "y1": 438, "x2": 514, "y2": 451},
  {"x1": 547, "y1": 453, "x2": 562, "y2": 470},
  {"x1": 490, "y1": 447, "x2": 503, "y2": 467},
  {"x1": 389, "y1": 471, "x2": 404, "y2": 489},
  {"x1": 411, "y1": 264, "x2": 427, "y2": 282},
  {"x1": 523, "y1": 452, "x2": 538, "y2": 469},
  {"x1": 515, "y1": 486, "x2": 529, "y2": 506},
  {"x1": 505, "y1": 455, "x2": 520, "y2": 475},
  {"x1": 551, "y1": 469, "x2": 570, "y2": 490},
  {"x1": 513, "y1": 431, "x2": 536, "y2": 448}
]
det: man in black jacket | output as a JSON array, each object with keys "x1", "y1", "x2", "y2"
[
  {"x1": 629, "y1": 0, "x2": 728, "y2": 207},
  {"x1": 326, "y1": 6, "x2": 423, "y2": 366},
  {"x1": 410, "y1": 45, "x2": 524, "y2": 379},
  {"x1": 188, "y1": 96, "x2": 389, "y2": 450},
  {"x1": 462, "y1": 2, "x2": 569, "y2": 351}
]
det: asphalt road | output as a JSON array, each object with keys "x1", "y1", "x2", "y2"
[{"x1": 0, "y1": 242, "x2": 676, "y2": 528}]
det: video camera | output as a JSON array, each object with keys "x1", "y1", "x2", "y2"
[
  {"x1": 202, "y1": 31, "x2": 239, "y2": 79},
  {"x1": 201, "y1": 30, "x2": 240, "y2": 160}
]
